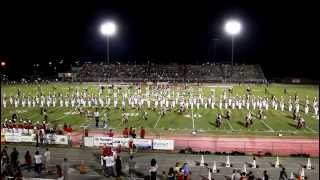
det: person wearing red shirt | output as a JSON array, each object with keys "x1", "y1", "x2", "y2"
[
  {"x1": 122, "y1": 127, "x2": 129, "y2": 138},
  {"x1": 140, "y1": 127, "x2": 146, "y2": 139},
  {"x1": 107, "y1": 129, "x2": 114, "y2": 137},
  {"x1": 129, "y1": 127, "x2": 133, "y2": 137},
  {"x1": 17, "y1": 122, "x2": 23, "y2": 129},
  {"x1": 128, "y1": 139, "x2": 134, "y2": 154},
  {"x1": 66, "y1": 125, "x2": 73, "y2": 133}
]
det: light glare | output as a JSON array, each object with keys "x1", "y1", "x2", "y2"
[
  {"x1": 225, "y1": 20, "x2": 241, "y2": 35},
  {"x1": 100, "y1": 21, "x2": 117, "y2": 36}
]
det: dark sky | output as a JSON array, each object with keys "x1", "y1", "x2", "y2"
[{"x1": 0, "y1": 1, "x2": 317, "y2": 79}]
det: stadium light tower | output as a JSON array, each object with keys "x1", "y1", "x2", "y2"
[
  {"x1": 100, "y1": 21, "x2": 117, "y2": 64},
  {"x1": 224, "y1": 19, "x2": 241, "y2": 67}
]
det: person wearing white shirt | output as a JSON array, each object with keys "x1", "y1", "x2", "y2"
[
  {"x1": 104, "y1": 155, "x2": 115, "y2": 177},
  {"x1": 34, "y1": 151, "x2": 42, "y2": 176},
  {"x1": 44, "y1": 148, "x2": 51, "y2": 172}
]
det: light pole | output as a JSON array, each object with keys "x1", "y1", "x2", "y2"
[
  {"x1": 224, "y1": 20, "x2": 241, "y2": 67},
  {"x1": 100, "y1": 21, "x2": 117, "y2": 64},
  {"x1": 224, "y1": 20, "x2": 241, "y2": 83}
]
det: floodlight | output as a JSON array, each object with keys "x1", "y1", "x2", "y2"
[
  {"x1": 225, "y1": 20, "x2": 241, "y2": 35},
  {"x1": 100, "y1": 21, "x2": 117, "y2": 36}
]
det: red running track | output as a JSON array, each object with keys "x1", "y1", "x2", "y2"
[{"x1": 70, "y1": 131, "x2": 319, "y2": 156}]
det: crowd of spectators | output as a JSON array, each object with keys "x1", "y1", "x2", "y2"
[{"x1": 76, "y1": 63, "x2": 266, "y2": 83}]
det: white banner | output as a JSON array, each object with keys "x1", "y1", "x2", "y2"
[
  {"x1": 91, "y1": 137, "x2": 152, "y2": 149},
  {"x1": 84, "y1": 137, "x2": 94, "y2": 147},
  {"x1": 20, "y1": 134, "x2": 36, "y2": 142},
  {"x1": 93, "y1": 136, "x2": 113, "y2": 146},
  {"x1": 153, "y1": 139, "x2": 174, "y2": 150},
  {"x1": 134, "y1": 139, "x2": 152, "y2": 149},
  {"x1": 112, "y1": 137, "x2": 129, "y2": 148},
  {"x1": 46, "y1": 134, "x2": 69, "y2": 145},
  {"x1": 5, "y1": 132, "x2": 22, "y2": 142}
]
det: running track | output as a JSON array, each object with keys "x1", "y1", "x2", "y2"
[{"x1": 70, "y1": 130, "x2": 319, "y2": 156}]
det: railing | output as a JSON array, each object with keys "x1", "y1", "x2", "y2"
[{"x1": 174, "y1": 139, "x2": 319, "y2": 156}]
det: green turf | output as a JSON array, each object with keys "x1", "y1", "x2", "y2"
[{"x1": 1, "y1": 83, "x2": 319, "y2": 137}]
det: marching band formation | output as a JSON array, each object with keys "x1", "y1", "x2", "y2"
[{"x1": 2, "y1": 85, "x2": 319, "y2": 130}]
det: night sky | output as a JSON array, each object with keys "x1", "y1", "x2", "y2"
[{"x1": 0, "y1": 1, "x2": 317, "y2": 79}]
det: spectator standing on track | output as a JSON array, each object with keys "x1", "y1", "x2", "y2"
[
  {"x1": 149, "y1": 158, "x2": 158, "y2": 180},
  {"x1": 56, "y1": 164, "x2": 64, "y2": 180},
  {"x1": 263, "y1": 170, "x2": 269, "y2": 180},
  {"x1": 248, "y1": 171, "x2": 254, "y2": 180},
  {"x1": 231, "y1": 169, "x2": 241, "y2": 180},
  {"x1": 182, "y1": 162, "x2": 190, "y2": 180},
  {"x1": 240, "y1": 172, "x2": 248, "y2": 180},
  {"x1": 62, "y1": 158, "x2": 70, "y2": 180},
  {"x1": 115, "y1": 155, "x2": 122, "y2": 177},
  {"x1": 279, "y1": 168, "x2": 288, "y2": 180},
  {"x1": 24, "y1": 151, "x2": 32, "y2": 172},
  {"x1": 128, "y1": 155, "x2": 136, "y2": 179},
  {"x1": 34, "y1": 150, "x2": 42, "y2": 177},
  {"x1": 44, "y1": 148, "x2": 51, "y2": 172},
  {"x1": 167, "y1": 167, "x2": 175, "y2": 180},
  {"x1": 10, "y1": 147, "x2": 19, "y2": 168}
]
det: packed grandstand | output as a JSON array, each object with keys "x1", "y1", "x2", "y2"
[{"x1": 72, "y1": 63, "x2": 266, "y2": 83}]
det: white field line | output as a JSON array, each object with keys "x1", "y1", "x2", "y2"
[
  {"x1": 225, "y1": 120, "x2": 235, "y2": 131},
  {"x1": 154, "y1": 115, "x2": 162, "y2": 128},
  {"x1": 259, "y1": 120, "x2": 275, "y2": 132}
]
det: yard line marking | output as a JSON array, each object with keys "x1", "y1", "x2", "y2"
[
  {"x1": 225, "y1": 120, "x2": 235, "y2": 131},
  {"x1": 259, "y1": 120, "x2": 275, "y2": 132},
  {"x1": 154, "y1": 115, "x2": 162, "y2": 128}
]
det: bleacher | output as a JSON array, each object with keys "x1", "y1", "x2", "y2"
[{"x1": 75, "y1": 63, "x2": 266, "y2": 83}]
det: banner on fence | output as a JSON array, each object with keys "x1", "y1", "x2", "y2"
[
  {"x1": 134, "y1": 139, "x2": 152, "y2": 149},
  {"x1": 84, "y1": 137, "x2": 94, "y2": 147},
  {"x1": 153, "y1": 139, "x2": 174, "y2": 150},
  {"x1": 5, "y1": 132, "x2": 22, "y2": 142},
  {"x1": 92, "y1": 136, "x2": 152, "y2": 149},
  {"x1": 93, "y1": 136, "x2": 113, "y2": 146},
  {"x1": 20, "y1": 134, "x2": 36, "y2": 143},
  {"x1": 46, "y1": 134, "x2": 69, "y2": 145}
]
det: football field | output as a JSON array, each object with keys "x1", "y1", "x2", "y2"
[{"x1": 1, "y1": 83, "x2": 319, "y2": 137}]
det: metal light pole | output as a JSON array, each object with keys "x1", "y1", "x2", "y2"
[
  {"x1": 224, "y1": 19, "x2": 241, "y2": 83},
  {"x1": 231, "y1": 35, "x2": 234, "y2": 67},
  {"x1": 100, "y1": 21, "x2": 117, "y2": 65}
]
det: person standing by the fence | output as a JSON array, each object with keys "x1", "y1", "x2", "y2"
[
  {"x1": 44, "y1": 148, "x2": 51, "y2": 172},
  {"x1": 62, "y1": 158, "x2": 70, "y2": 180},
  {"x1": 24, "y1": 151, "x2": 32, "y2": 172},
  {"x1": 34, "y1": 150, "x2": 42, "y2": 177},
  {"x1": 128, "y1": 155, "x2": 136, "y2": 179},
  {"x1": 149, "y1": 158, "x2": 158, "y2": 180}
]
